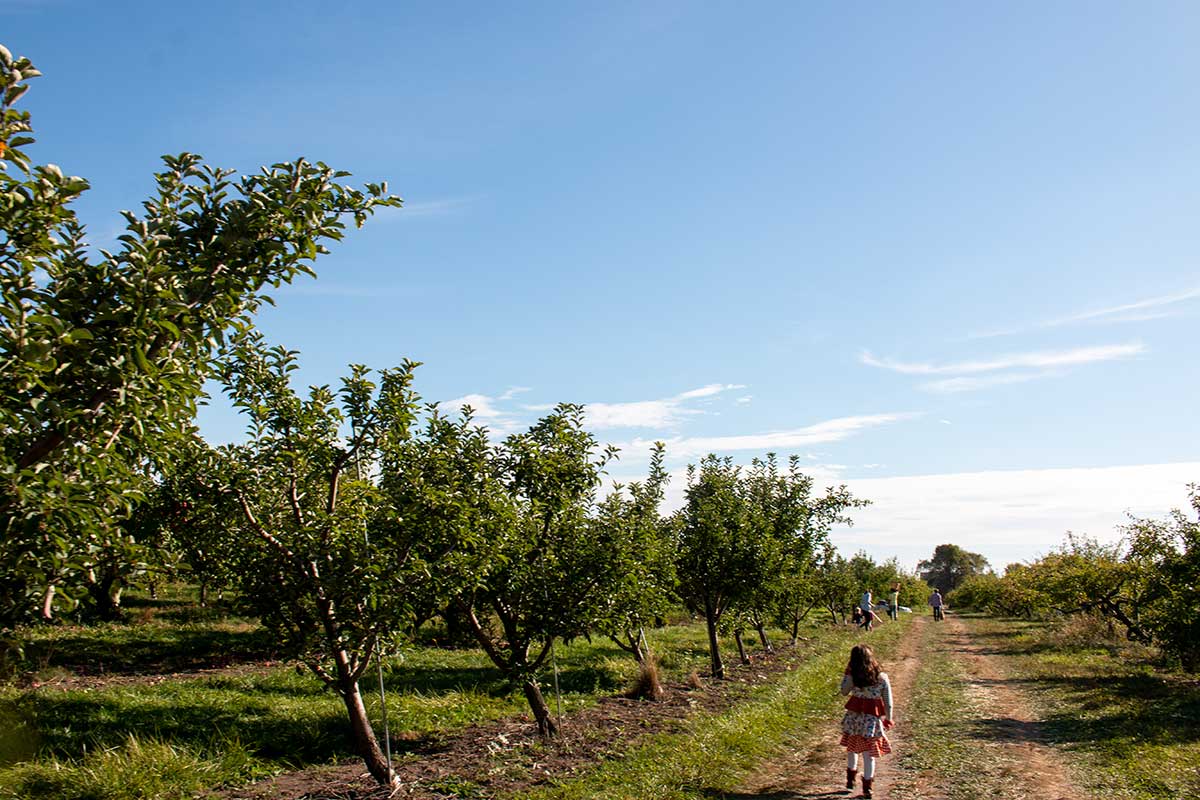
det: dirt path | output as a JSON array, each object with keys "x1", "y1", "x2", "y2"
[
  {"x1": 734, "y1": 615, "x2": 926, "y2": 800},
  {"x1": 733, "y1": 613, "x2": 1091, "y2": 800},
  {"x1": 936, "y1": 614, "x2": 1085, "y2": 800}
]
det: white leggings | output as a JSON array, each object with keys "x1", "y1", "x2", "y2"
[{"x1": 847, "y1": 750, "x2": 876, "y2": 779}]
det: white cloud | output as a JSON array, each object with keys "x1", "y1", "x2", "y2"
[
  {"x1": 441, "y1": 393, "x2": 505, "y2": 420},
  {"x1": 609, "y1": 460, "x2": 852, "y2": 515},
  {"x1": 836, "y1": 462, "x2": 1200, "y2": 570},
  {"x1": 676, "y1": 383, "x2": 746, "y2": 400},
  {"x1": 440, "y1": 392, "x2": 523, "y2": 435},
  {"x1": 921, "y1": 371, "x2": 1050, "y2": 394},
  {"x1": 584, "y1": 384, "x2": 746, "y2": 429},
  {"x1": 444, "y1": 382, "x2": 747, "y2": 436},
  {"x1": 1044, "y1": 285, "x2": 1200, "y2": 326},
  {"x1": 970, "y1": 284, "x2": 1200, "y2": 338},
  {"x1": 376, "y1": 196, "x2": 478, "y2": 221},
  {"x1": 861, "y1": 343, "x2": 1145, "y2": 376},
  {"x1": 735, "y1": 395, "x2": 753, "y2": 405},
  {"x1": 279, "y1": 283, "x2": 418, "y2": 298},
  {"x1": 587, "y1": 399, "x2": 697, "y2": 429},
  {"x1": 619, "y1": 412, "x2": 918, "y2": 460}
]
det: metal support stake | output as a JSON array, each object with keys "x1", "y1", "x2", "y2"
[{"x1": 550, "y1": 639, "x2": 564, "y2": 729}]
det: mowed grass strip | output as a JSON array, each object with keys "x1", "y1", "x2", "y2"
[
  {"x1": 887, "y1": 614, "x2": 1019, "y2": 800},
  {"x1": 511, "y1": 616, "x2": 911, "y2": 800},
  {"x1": 960, "y1": 615, "x2": 1200, "y2": 800},
  {"x1": 0, "y1": 622, "x2": 745, "y2": 800}
]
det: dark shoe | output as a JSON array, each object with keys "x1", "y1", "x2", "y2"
[
  {"x1": 845, "y1": 768, "x2": 856, "y2": 790},
  {"x1": 862, "y1": 777, "x2": 873, "y2": 798}
]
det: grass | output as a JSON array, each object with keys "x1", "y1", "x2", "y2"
[
  {"x1": 959, "y1": 614, "x2": 1200, "y2": 800},
  {"x1": 510, "y1": 616, "x2": 913, "y2": 800}
]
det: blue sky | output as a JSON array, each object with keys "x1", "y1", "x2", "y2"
[{"x1": 7, "y1": 1, "x2": 1198, "y2": 568}]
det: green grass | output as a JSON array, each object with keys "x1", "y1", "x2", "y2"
[
  {"x1": 510, "y1": 616, "x2": 913, "y2": 800},
  {"x1": 959, "y1": 615, "x2": 1200, "y2": 800}
]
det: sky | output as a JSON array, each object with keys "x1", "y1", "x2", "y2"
[{"x1": 6, "y1": 1, "x2": 1198, "y2": 570}]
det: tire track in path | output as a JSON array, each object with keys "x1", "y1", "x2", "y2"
[
  {"x1": 935, "y1": 613, "x2": 1085, "y2": 800},
  {"x1": 731, "y1": 615, "x2": 926, "y2": 800}
]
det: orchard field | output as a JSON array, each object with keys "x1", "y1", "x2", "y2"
[
  {"x1": 3, "y1": 41, "x2": 1200, "y2": 800},
  {"x1": 3, "y1": 591, "x2": 1198, "y2": 800}
]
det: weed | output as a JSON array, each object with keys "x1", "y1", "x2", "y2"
[{"x1": 626, "y1": 658, "x2": 664, "y2": 701}]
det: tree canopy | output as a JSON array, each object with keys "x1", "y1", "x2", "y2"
[
  {"x1": 0, "y1": 47, "x2": 401, "y2": 624},
  {"x1": 918, "y1": 543, "x2": 991, "y2": 593}
]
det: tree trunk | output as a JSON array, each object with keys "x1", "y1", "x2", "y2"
[
  {"x1": 522, "y1": 678, "x2": 558, "y2": 738},
  {"x1": 755, "y1": 622, "x2": 773, "y2": 653},
  {"x1": 199, "y1": 581, "x2": 208, "y2": 608},
  {"x1": 704, "y1": 604, "x2": 725, "y2": 680},
  {"x1": 337, "y1": 676, "x2": 395, "y2": 785},
  {"x1": 637, "y1": 627, "x2": 651, "y2": 663},
  {"x1": 609, "y1": 631, "x2": 646, "y2": 664},
  {"x1": 734, "y1": 629, "x2": 751, "y2": 665},
  {"x1": 631, "y1": 633, "x2": 646, "y2": 665},
  {"x1": 86, "y1": 573, "x2": 123, "y2": 621},
  {"x1": 41, "y1": 584, "x2": 55, "y2": 621},
  {"x1": 790, "y1": 618, "x2": 800, "y2": 646}
]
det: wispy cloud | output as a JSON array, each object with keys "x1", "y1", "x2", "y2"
[
  {"x1": 497, "y1": 386, "x2": 531, "y2": 401},
  {"x1": 861, "y1": 343, "x2": 1145, "y2": 376},
  {"x1": 620, "y1": 412, "x2": 918, "y2": 460},
  {"x1": 970, "y1": 285, "x2": 1200, "y2": 338},
  {"x1": 442, "y1": 382, "x2": 747, "y2": 437},
  {"x1": 1049, "y1": 286, "x2": 1200, "y2": 325},
  {"x1": 677, "y1": 383, "x2": 745, "y2": 400},
  {"x1": 582, "y1": 383, "x2": 746, "y2": 429},
  {"x1": 922, "y1": 371, "x2": 1054, "y2": 394},
  {"x1": 376, "y1": 196, "x2": 478, "y2": 221}
]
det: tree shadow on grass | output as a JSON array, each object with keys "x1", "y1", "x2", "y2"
[
  {"x1": 963, "y1": 671, "x2": 1200, "y2": 748},
  {"x1": 23, "y1": 627, "x2": 281, "y2": 676},
  {"x1": 9, "y1": 658, "x2": 628, "y2": 768},
  {"x1": 379, "y1": 662, "x2": 620, "y2": 698},
  {"x1": 8, "y1": 691, "x2": 356, "y2": 765}
]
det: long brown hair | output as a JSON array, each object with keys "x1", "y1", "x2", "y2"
[{"x1": 849, "y1": 644, "x2": 882, "y2": 688}]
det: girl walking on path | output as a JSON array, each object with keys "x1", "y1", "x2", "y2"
[{"x1": 840, "y1": 644, "x2": 894, "y2": 798}]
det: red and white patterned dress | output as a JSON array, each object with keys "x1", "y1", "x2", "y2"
[{"x1": 839, "y1": 671, "x2": 893, "y2": 757}]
